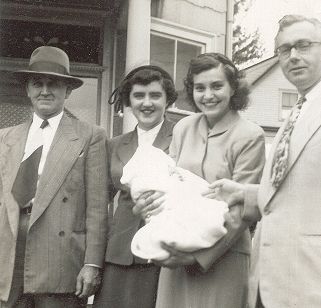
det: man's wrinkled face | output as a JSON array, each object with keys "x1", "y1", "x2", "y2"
[{"x1": 27, "y1": 76, "x2": 71, "y2": 119}]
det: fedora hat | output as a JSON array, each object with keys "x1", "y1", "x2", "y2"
[{"x1": 13, "y1": 46, "x2": 83, "y2": 89}]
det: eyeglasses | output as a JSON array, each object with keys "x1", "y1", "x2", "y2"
[{"x1": 275, "y1": 40, "x2": 321, "y2": 59}]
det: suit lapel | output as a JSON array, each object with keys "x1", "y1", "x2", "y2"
[
  {"x1": 29, "y1": 115, "x2": 85, "y2": 229},
  {"x1": 258, "y1": 118, "x2": 289, "y2": 209},
  {"x1": 283, "y1": 101, "x2": 321, "y2": 181},
  {"x1": 260, "y1": 100, "x2": 321, "y2": 210},
  {"x1": 1, "y1": 121, "x2": 31, "y2": 191},
  {"x1": 116, "y1": 130, "x2": 138, "y2": 166},
  {"x1": 116, "y1": 120, "x2": 174, "y2": 168},
  {"x1": 152, "y1": 119, "x2": 174, "y2": 152},
  {"x1": 186, "y1": 114, "x2": 208, "y2": 178},
  {"x1": 1, "y1": 121, "x2": 31, "y2": 236}
]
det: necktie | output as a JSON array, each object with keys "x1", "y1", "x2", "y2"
[
  {"x1": 12, "y1": 119, "x2": 49, "y2": 208},
  {"x1": 271, "y1": 96, "x2": 306, "y2": 188}
]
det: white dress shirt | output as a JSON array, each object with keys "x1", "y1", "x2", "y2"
[
  {"x1": 23, "y1": 112, "x2": 63, "y2": 176},
  {"x1": 137, "y1": 120, "x2": 164, "y2": 146}
]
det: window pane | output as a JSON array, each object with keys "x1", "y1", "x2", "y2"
[
  {"x1": 175, "y1": 41, "x2": 202, "y2": 111},
  {"x1": 150, "y1": 34, "x2": 202, "y2": 112},
  {"x1": 282, "y1": 92, "x2": 297, "y2": 108},
  {"x1": 150, "y1": 34, "x2": 175, "y2": 77},
  {"x1": 281, "y1": 91, "x2": 298, "y2": 119},
  {"x1": 65, "y1": 77, "x2": 98, "y2": 125},
  {"x1": 290, "y1": 93, "x2": 298, "y2": 104}
]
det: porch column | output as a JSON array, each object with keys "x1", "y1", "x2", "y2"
[
  {"x1": 225, "y1": 0, "x2": 234, "y2": 58},
  {"x1": 122, "y1": 0, "x2": 151, "y2": 133}
]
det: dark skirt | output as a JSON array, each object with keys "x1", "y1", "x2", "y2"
[{"x1": 93, "y1": 262, "x2": 160, "y2": 308}]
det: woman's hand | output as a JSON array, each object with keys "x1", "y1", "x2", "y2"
[
  {"x1": 202, "y1": 179, "x2": 245, "y2": 208},
  {"x1": 152, "y1": 242, "x2": 196, "y2": 268},
  {"x1": 132, "y1": 190, "x2": 166, "y2": 222},
  {"x1": 224, "y1": 204, "x2": 244, "y2": 230}
]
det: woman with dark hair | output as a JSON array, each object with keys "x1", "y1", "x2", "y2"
[
  {"x1": 93, "y1": 65, "x2": 177, "y2": 308},
  {"x1": 134, "y1": 53, "x2": 266, "y2": 308}
]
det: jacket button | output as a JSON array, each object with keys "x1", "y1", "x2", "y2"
[
  {"x1": 62, "y1": 197, "x2": 68, "y2": 202},
  {"x1": 59, "y1": 231, "x2": 65, "y2": 237}
]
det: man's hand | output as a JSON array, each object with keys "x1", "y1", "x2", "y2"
[
  {"x1": 132, "y1": 190, "x2": 166, "y2": 222},
  {"x1": 202, "y1": 179, "x2": 245, "y2": 208},
  {"x1": 75, "y1": 265, "x2": 102, "y2": 298},
  {"x1": 152, "y1": 242, "x2": 196, "y2": 268}
]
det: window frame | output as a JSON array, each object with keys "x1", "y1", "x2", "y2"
[
  {"x1": 151, "y1": 17, "x2": 218, "y2": 115},
  {"x1": 279, "y1": 89, "x2": 298, "y2": 121},
  {"x1": 150, "y1": 32, "x2": 205, "y2": 83},
  {"x1": 151, "y1": 17, "x2": 217, "y2": 50}
]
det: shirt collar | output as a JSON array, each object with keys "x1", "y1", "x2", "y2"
[
  {"x1": 136, "y1": 120, "x2": 164, "y2": 137},
  {"x1": 305, "y1": 80, "x2": 321, "y2": 102},
  {"x1": 32, "y1": 112, "x2": 63, "y2": 129},
  {"x1": 207, "y1": 111, "x2": 240, "y2": 137}
]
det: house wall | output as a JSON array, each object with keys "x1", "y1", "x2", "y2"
[
  {"x1": 242, "y1": 65, "x2": 297, "y2": 129},
  {"x1": 152, "y1": 0, "x2": 227, "y2": 53},
  {"x1": 156, "y1": 0, "x2": 226, "y2": 32}
]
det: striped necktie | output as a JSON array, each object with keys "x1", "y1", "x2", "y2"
[
  {"x1": 271, "y1": 96, "x2": 306, "y2": 188},
  {"x1": 12, "y1": 119, "x2": 49, "y2": 208}
]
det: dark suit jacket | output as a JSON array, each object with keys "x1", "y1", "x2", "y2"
[
  {"x1": 0, "y1": 114, "x2": 108, "y2": 301},
  {"x1": 105, "y1": 119, "x2": 175, "y2": 265}
]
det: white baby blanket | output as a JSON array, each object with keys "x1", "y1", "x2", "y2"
[{"x1": 120, "y1": 145, "x2": 228, "y2": 261}]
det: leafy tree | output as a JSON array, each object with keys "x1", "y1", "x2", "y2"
[{"x1": 232, "y1": 0, "x2": 265, "y2": 66}]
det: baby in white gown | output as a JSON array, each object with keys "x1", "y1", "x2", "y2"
[{"x1": 120, "y1": 145, "x2": 228, "y2": 261}]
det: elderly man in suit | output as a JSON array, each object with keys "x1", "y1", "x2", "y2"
[
  {"x1": 207, "y1": 15, "x2": 321, "y2": 308},
  {"x1": 0, "y1": 46, "x2": 108, "y2": 307}
]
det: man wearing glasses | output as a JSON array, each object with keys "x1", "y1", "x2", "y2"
[{"x1": 207, "y1": 15, "x2": 321, "y2": 308}]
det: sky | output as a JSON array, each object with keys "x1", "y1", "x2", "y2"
[{"x1": 237, "y1": 0, "x2": 321, "y2": 63}]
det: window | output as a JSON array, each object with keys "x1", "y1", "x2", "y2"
[
  {"x1": 280, "y1": 91, "x2": 298, "y2": 119},
  {"x1": 150, "y1": 17, "x2": 217, "y2": 113},
  {"x1": 65, "y1": 77, "x2": 98, "y2": 125},
  {"x1": 150, "y1": 34, "x2": 202, "y2": 112}
]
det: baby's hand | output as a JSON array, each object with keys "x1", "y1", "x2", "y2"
[{"x1": 168, "y1": 166, "x2": 184, "y2": 182}]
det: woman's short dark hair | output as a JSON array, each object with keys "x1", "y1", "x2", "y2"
[
  {"x1": 184, "y1": 53, "x2": 250, "y2": 111},
  {"x1": 117, "y1": 65, "x2": 178, "y2": 108}
]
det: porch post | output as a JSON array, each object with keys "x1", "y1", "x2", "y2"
[{"x1": 122, "y1": 0, "x2": 151, "y2": 133}]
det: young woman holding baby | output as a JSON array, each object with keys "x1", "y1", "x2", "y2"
[
  {"x1": 134, "y1": 53, "x2": 266, "y2": 308},
  {"x1": 93, "y1": 65, "x2": 177, "y2": 308}
]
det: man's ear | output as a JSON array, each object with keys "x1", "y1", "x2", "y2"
[
  {"x1": 26, "y1": 82, "x2": 31, "y2": 98},
  {"x1": 65, "y1": 87, "x2": 72, "y2": 99}
]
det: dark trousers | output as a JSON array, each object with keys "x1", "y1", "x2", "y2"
[
  {"x1": 255, "y1": 289, "x2": 265, "y2": 308},
  {"x1": 1, "y1": 213, "x2": 86, "y2": 308}
]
